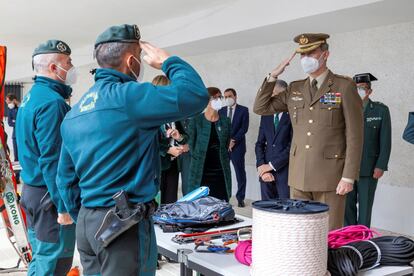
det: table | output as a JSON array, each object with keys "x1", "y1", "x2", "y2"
[{"x1": 155, "y1": 215, "x2": 413, "y2": 276}]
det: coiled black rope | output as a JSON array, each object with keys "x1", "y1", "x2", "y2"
[{"x1": 328, "y1": 236, "x2": 414, "y2": 276}]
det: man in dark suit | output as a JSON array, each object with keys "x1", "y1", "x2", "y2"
[
  {"x1": 255, "y1": 80, "x2": 292, "y2": 200},
  {"x1": 403, "y1": 112, "x2": 414, "y2": 144},
  {"x1": 220, "y1": 88, "x2": 249, "y2": 207}
]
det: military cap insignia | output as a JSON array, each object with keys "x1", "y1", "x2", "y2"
[
  {"x1": 133, "y1": 24, "x2": 141, "y2": 40},
  {"x1": 299, "y1": 35, "x2": 309, "y2": 45},
  {"x1": 56, "y1": 42, "x2": 67, "y2": 52},
  {"x1": 292, "y1": 91, "x2": 302, "y2": 95}
]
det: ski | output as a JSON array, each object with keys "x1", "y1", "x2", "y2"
[{"x1": 0, "y1": 45, "x2": 31, "y2": 269}]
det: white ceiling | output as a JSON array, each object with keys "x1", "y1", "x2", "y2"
[
  {"x1": 2, "y1": 0, "x2": 414, "y2": 80},
  {"x1": 0, "y1": 0, "x2": 233, "y2": 70}
]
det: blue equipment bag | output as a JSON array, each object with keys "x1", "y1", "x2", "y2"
[{"x1": 153, "y1": 196, "x2": 236, "y2": 233}]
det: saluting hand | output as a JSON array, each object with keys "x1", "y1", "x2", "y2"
[
  {"x1": 270, "y1": 52, "x2": 296, "y2": 78},
  {"x1": 336, "y1": 180, "x2": 353, "y2": 195},
  {"x1": 140, "y1": 41, "x2": 170, "y2": 70}
]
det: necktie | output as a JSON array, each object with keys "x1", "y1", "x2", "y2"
[
  {"x1": 229, "y1": 107, "x2": 233, "y2": 123},
  {"x1": 311, "y1": 79, "x2": 318, "y2": 100},
  {"x1": 274, "y1": 113, "x2": 280, "y2": 130}
]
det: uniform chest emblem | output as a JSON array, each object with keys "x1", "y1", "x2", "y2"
[
  {"x1": 80, "y1": 91, "x2": 98, "y2": 113},
  {"x1": 320, "y1": 92, "x2": 341, "y2": 105},
  {"x1": 366, "y1": 117, "x2": 382, "y2": 122}
]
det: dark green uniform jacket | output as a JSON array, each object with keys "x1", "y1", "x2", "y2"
[
  {"x1": 187, "y1": 113, "x2": 232, "y2": 197},
  {"x1": 360, "y1": 99, "x2": 392, "y2": 176}
]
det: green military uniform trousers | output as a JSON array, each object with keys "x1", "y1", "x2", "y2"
[{"x1": 345, "y1": 176, "x2": 378, "y2": 227}]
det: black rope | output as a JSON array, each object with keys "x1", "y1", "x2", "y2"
[{"x1": 328, "y1": 236, "x2": 414, "y2": 276}]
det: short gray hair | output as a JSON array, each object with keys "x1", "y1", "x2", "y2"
[
  {"x1": 94, "y1": 42, "x2": 136, "y2": 68},
  {"x1": 320, "y1": 43, "x2": 329, "y2": 51},
  {"x1": 32, "y1": 53, "x2": 58, "y2": 73}
]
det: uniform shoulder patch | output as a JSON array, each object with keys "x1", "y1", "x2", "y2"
[
  {"x1": 290, "y1": 78, "x2": 307, "y2": 85},
  {"x1": 333, "y1": 73, "x2": 353, "y2": 82}
]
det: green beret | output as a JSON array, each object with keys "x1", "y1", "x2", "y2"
[
  {"x1": 95, "y1": 24, "x2": 141, "y2": 48},
  {"x1": 32, "y1": 40, "x2": 71, "y2": 57}
]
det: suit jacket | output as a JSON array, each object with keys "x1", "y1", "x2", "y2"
[
  {"x1": 403, "y1": 112, "x2": 414, "y2": 144},
  {"x1": 187, "y1": 113, "x2": 232, "y2": 197},
  {"x1": 255, "y1": 113, "x2": 292, "y2": 173},
  {"x1": 360, "y1": 99, "x2": 392, "y2": 176},
  {"x1": 219, "y1": 104, "x2": 249, "y2": 153},
  {"x1": 253, "y1": 70, "x2": 364, "y2": 192}
]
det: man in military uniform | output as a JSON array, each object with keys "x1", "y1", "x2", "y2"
[
  {"x1": 16, "y1": 40, "x2": 76, "y2": 275},
  {"x1": 345, "y1": 73, "x2": 391, "y2": 227},
  {"x1": 253, "y1": 33, "x2": 364, "y2": 230},
  {"x1": 56, "y1": 24, "x2": 209, "y2": 275}
]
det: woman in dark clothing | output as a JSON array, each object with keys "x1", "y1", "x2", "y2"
[
  {"x1": 153, "y1": 75, "x2": 189, "y2": 204},
  {"x1": 187, "y1": 87, "x2": 232, "y2": 201}
]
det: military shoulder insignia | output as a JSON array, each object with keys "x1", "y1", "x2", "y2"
[
  {"x1": 56, "y1": 42, "x2": 67, "y2": 52},
  {"x1": 334, "y1": 73, "x2": 353, "y2": 82},
  {"x1": 80, "y1": 91, "x2": 99, "y2": 113}
]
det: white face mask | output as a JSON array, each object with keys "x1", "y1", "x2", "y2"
[
  {"x1": 300, "y1": 53, "x2": 325, "y2": 74},
  {"x1": 56, "y1": 65, "x2": 78, "y2": 85},
  {"x1": 211, "y1": 98, "x2": 223, "y2": 111},
  {"x1": 357, "y1": 87, "x2": 367, "y2": 99},
  {"x1": 224, "y1": 97, "x2": 235, "y2": 107},
  {"x1": 7, "y1": 103, "x2": 15, "y2": 109},
  {"x1": 128, "y1": 55, "x2": 144, "y2": 82}
]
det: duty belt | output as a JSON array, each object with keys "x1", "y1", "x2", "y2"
[{"x1": 94, "y1": 190, "x2": 158, "y2": 247}]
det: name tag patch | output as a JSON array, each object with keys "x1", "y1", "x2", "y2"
[{"x1": 366, "y1": 117, "x2": 382, "y2": 122}]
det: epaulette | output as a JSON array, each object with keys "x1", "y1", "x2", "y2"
[{"x1": 333, "y1": 73, "x2": 354, "y2": 82}]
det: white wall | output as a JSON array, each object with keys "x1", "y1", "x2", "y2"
[{"x1": 65, "y1": 20, "x2": 414, "y2": 235}]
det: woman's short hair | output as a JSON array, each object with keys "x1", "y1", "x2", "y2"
[{"x1": 207, "y1": 87, "x2": 221, "y2": 98}]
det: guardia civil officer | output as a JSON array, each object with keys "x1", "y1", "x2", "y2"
[
  {"x1": 253, "y1": 33, "x2": 364, "y2": 230},
  {"x1": 345, "y1": 73, "x2": 392, "y2": 228},
  {"x1": 16, "y1": 40, "x2": 77, "y2": 275},
  {"x1": 56, "y1": 24, "x2": 209, "y2": 275}
]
